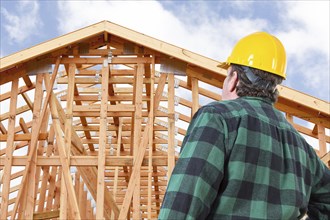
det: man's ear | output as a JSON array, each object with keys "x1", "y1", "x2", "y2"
[{"x1": 228, "y1": 71, "x2": 238, "y2": 92}]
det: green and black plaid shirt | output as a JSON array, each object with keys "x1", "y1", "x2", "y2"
[{"x1": 159, "y1": 97, "x2": 330, "y2": 219}]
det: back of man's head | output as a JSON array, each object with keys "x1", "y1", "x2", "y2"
[{"x1": 230, "y1": 64, "x2": 283, "y2": 102}]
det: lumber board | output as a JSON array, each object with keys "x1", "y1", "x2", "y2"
[
  {"x1": 275, "y1": 101, "x2": 330, "y2": 129},
  {"x1": 148, "y1": 55, "x2": 156, "y2": 219},
  {"x1": 113, "y1": 118, "x2": 124, "y2": 197},
  {"x1": 60, "y1": 57, "x2": 152, "y2": 64},
  {"x1": 118, "y1": 73, "x2": 167, "y2": 219},
  {"x1": 23, "y1": 73, "x2": 44, "y2": 219},
  {"x1": 53, "y1": 89, "x2": 120, "y2": 219},
  {"x1": 73, "y1": 104, "x2": 135, "y2": 112},
  {"x1": 33, "y1": 210, "x2": 60, "y2": 220},
  {"x1": 0, "y1": 84, "x2": 35, "y2": 102},
  {"x1": 45, "y1": 158, "x2": 58, "y2": 211},
  {"x1": 50, "y1": 92, "x2": 82, "y2": 219},
  {"x1": 0, "y1": 105, "x2": 30, "y2": 121},
  {"x1": 60, "y1": 63, "x2": 76, "y2": 219},
  {"x1": 191, "y1": 77, "x2": 199, "y2": 116},
  {"x1": 37, "y1": 126, "x2": 55, "y2": 212},
  {"x1": 0, "y1": 68, "x2": 26, "y2": 85},
  {"x1": 21, "y1": 92, "x2": 34, "y2": 110},
  {"x1": 167, "y1": 74, "x2": 175, "y2": 179},
  {"x1": 0, "y1": 122, "x2": 7, "y2": 134},
  {"x1": 72, "y1": 79, "x2": 96, "y2": 152},
  {"x1": 317, "y1": 124, "x2": 327, "y2": 157},
  {"x1": 22, "y1": 75, "x2": 33, "y2": 87},
  {"x1": 10, "y1": 58, "x2": 61, "y2": 219},
  {"x1": 0, "y1": 155, "x2": 176, "y2": 167},
  {"x1": 0, "y1": 133, "x2": 48, "y2": 141},
  {"x1": 96, "y1": 60, "x2": 109, "y2": 219},
  {"x1": 57, "y1": 76, "x2": 157, "y2": 84},
  {"x1": 0, "y1": 78, "x2": 19, "y2": 219},
  {"x1": 133, "y1": 63, "x2": 145, "y2": 219},
  {"x1": 278, "y1": 85, "x2": 329, "y2": 116}
]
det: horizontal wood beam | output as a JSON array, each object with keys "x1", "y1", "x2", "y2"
[
  {"x1": 275, "y1": 101, "x2": 330, "y2": 129},
  {"x1": 33, "y1": 210, "x2": 60, "y2": 220},
  {"x1": 80, "y1": 138, "x2": 181, "y2": 145},
  {"x1": 78, "y1": 69, "x2": 135, "y2": 76},
  {"x1": 57, "y1": 76, "x2": 159, "y2": 84},
  {"x1": 0, "y1": 84, "x2": 35, "y2": 102},
  {"x1": 278, "y1": 85, "x2": 329, "y2": 116},
  {"x1": 73, "y1": 125, "x2": 186, "y2": 136},
  {"x1": 0, "y1": 68, "x2": 26, "y2": 85},
  {"x1": 60, "y1": 57, "x2": 152, "y2": 64},
  {"x1": 0, "y1": 156, "x2": 177, "y2": 167},
  {"x1": 0, "y1": 133, "x2": 48, "y2": 141},
  {"x1": 0, "y1": 105, "x2": 30, "y2": 121},
  {"x1": 61, "y1": 95, "x2": 149, "y2": 102},
  {"x1": 73, "y1": 104, "x2": 135, "y2": 112}
]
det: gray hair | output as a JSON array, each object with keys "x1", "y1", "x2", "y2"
[{"x1": 229, "y1": 64, "x2": 284, "y2": 103}]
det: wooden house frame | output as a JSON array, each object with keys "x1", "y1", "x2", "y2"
[{"x1": 0, "y1": 20, "x2": 329, "y2": 219}]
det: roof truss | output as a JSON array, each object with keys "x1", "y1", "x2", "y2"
[{"x1": 0, "y1": 20, "x2": 329, "y2": 219}]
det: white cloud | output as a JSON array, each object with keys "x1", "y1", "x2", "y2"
[
  {"x1": 183, "y1": 16, "x2": 268, "y2": 60},
  {"x1": 1, "y1": 1, "x2": 42, "y2": 44},
  {"x1": 227, "y1": 1, "x2": 254, "y2": 12},
  {"x1": 56, "y1": 0, "x2": 267, "y2": 62},
  {"x1": 275, "y1": 1, "x2": 329, "y2": 100},
  {"x1": 278, "y1": 1, "x2": 329, "y2": 57},
  {"x1": 56, "y1": 0, "x2": 329, "y2": 100},
  {"x1": 57, "y1": 1, "x2": 185, "y2": 43}
]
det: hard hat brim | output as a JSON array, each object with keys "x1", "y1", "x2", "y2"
[{"x1": 217, "y1": 62, "x2": 230, "y2": 69}]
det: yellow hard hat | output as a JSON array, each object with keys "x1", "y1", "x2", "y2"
[{"x1": 218, "y1": 32, "x2": 287, "y2": 79}]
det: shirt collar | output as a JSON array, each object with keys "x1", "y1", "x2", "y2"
[{"x1": 238, "y1": 96, "x2": 273, "y2": 105}]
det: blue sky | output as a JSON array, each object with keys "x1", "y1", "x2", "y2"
[{"x1": 1, "y1": 0, "x2": 329, "y2": 102}]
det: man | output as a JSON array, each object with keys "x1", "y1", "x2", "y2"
[{"x1": 158, "y1": 32, "x2": 330, "y2": 219}]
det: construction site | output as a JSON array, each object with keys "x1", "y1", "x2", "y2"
[{"x1": 0, "y1": 20, "x2": 329, "y2": 219}]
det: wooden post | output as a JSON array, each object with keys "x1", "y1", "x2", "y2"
[
  {"x1": 317, "y1": 124, "x2": 326, "y2": 157},
  {"x1": 96, "y1": 60, "x2": 109, "y2": 220},
  {"x1": 16, "y1": 117, "x2": 31, "y2": 219},
  {"x1": 286, "y1": 113, "x2": 294, "y2": 125},
  {"x1": 118, "y1": 73, "x2": 167, "y2": 219},
  {"x1": 21, "y1": 92, "x2": 34, "y2": 111},
  {"x1": 191, "y1": 77, "x2": 199, "y2": 117},
  {"x1": 49, "y1": 90, "x2": 81, "y2": 219},
  {"x1": 54, "y1": 166, "x2": 62, "y2": 209},
  {"x1": 148, "y1": 55, "x2": 155, "y2": 219},
  {"x1": 79, "y1": 179, "x2": 86, "y2": 219},
  {"x1": 37, "y1": 125, "x2": 55, "y2": 212},
  {"x1": 60, "y1": 63, "x2": 76, "y2": 219},
  {"x1": 10, "y1": 57, "x2": 61, "y2": 219},
  {"x1": 113, "y1": 118, "x2": 123, "y2": 198},
  {"x1": 33, "y1": 109, "x2": 50, "y2": 214},
  {"x1": 22, "y1": 73, "x2": 43, "y2": 219},
  {"x1": 86, "y1": 196, "x2": 93, "y2": 219},
  {"x1": 167, "y1": 74, "x2": 175, "y2": 180},
  {"x1": 53, "y1": 93, "x2": 119, "y2": 219},
  {"x1": 133, "y1": 64, "x2": 144, "y2": 219},
  {"x1": 46, "y1": 146, "x2": 59, "y2": 211},
  {"x1": 0, "y1": 78, "x2": 19, "y2": 220}
]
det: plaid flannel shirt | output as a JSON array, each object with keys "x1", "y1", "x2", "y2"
[{"x1": 159, "y1": 97, "x2": 330, "y2": 219}]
